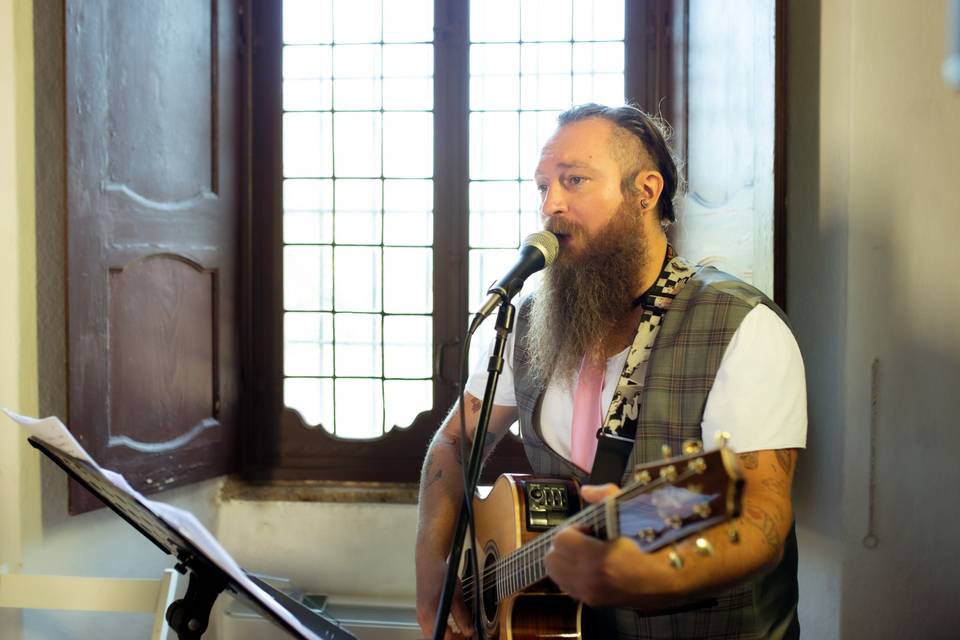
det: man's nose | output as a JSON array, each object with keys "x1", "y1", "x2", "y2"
[{"x1": 540, "y1": 184, "x2": 565, "y2": 217}]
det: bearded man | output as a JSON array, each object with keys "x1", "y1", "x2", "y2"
[{"x1": 415, "y1": 103, "x2": 807, "y2": 640}]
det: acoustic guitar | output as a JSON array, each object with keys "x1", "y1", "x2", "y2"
[{"x1": 459, "y1": 441, "x2": 744, "y2": 640}]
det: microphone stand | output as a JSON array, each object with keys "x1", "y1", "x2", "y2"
[{"x1": 432, "y1": 299, "x2": 516, "y2": 640}]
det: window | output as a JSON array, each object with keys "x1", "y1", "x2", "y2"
[
  {"x1": 242, "y1": 0, "x2": 699, "y2": 482},
  {"x1": 280, "y1": 0, "x2": 437, "y2": 438},
  {"x1": 466, "y1": 0, "x2": 626, "y2": 371}
]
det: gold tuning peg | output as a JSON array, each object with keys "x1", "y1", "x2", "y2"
[
  {"x1": 695, "y1": 537, "x2": 714, "y2": 557},
  {"x1": 727, "y1": 526, "x2": 740, "y2": 544},
  {"x1": 667, "y1": 546, "x2": 684, "y2": 569},
  {"x1": 714, "y1": 431, "x2": 732, "y2": 448},
  {"x1": 659, "y1": 464, "x2": 678, "y2": 483},
  {"x1": 661, "y1": 444, "x2": 672, "y2": 459},
  {"x1": 637, "y1": 528, "x2": 657, "y2": 544},
  {"x1": 682, "y1": 439, "x2": 704, "y2": 455}
]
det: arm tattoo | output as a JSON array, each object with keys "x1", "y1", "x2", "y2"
[
  {"x1": 436, "y1": 434, "x2": 464, "y2": 465},
  {"x1": 469, "y1": 396, "x2": 482, "y2": 415},
  {"x1": 421, "y1": 431, "x2": 471, "y2": 492},
  {"x1": 421, "y1": 450, "x2": 443, "y2": 492},
  {"x1": 742, "y1": 499, "x2": 785, "y2": 553},
  {"x1": 775, "y1": 449, "x2": 794, "y2": 475},
  {"x1": 739, "y1": 451, "x2": 759, "y2": 470},
  {"x1": 761, "y1": 477, "x2": 789, "y2": 495}
]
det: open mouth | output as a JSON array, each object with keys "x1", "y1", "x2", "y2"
[
  {"x1": 554, "y1": 233, "x2": 576, "y2": 250},
  {"x1": 544, "y1": 221, "x2": 577, "y2": 249}
]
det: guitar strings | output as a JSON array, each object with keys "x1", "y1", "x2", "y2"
[{"x1": 460, "y1": 469, "x2": 698, "y2": 601}]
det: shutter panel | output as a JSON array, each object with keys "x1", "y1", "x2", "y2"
[{"x1": 66, "y1": 0, "x2": 241, "y2": 513}]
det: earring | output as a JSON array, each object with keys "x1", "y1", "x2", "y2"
[{"x1": 640, "y1": 199, "x2": 649, "y2": 209}]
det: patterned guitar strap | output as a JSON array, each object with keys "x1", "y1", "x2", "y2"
[{"x1": 587, "y1": 245, "x2": 699, "y2": 485}]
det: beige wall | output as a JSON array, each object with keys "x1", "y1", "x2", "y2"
[
  {"x1": 789, "y1": 0, "x2": 960, "y2": 637},
  {"x1": 1, "y1": 6, "x2": 221, "y2": 639},
  {"x1": 1, "y1": 0, "x2": 39, "y2": 634}
]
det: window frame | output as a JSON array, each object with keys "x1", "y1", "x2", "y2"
[{"x1": 239, "y1": 0, "x2": 691, "y2": 483}]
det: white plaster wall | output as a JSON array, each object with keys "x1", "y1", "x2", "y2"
[
  {"x1": 839, "y1": 1, "x2": 960, "y2": 635},
  {"x1": 216, "y1": 500, "x2": 418, "y2": 602},
  {"x1": 789, "y1": 0, "x2": 960, "y2": 637},
  {"x1": 787, "y1": 0, "x2": 849, "y2": 636}
]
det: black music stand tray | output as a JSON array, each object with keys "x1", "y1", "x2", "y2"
[{"x1": 29, "y1": 436, "x2": 356, "y2": 640}]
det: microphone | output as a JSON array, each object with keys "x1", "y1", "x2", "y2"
[{"x1": 469, "y1": 230, "x2": 560, "y2": 334}]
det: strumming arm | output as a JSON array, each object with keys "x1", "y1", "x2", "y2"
[
  {"x1": 545, "y1": 448, "x2": 798, "y2": 609},
  {"x1": 415, "y1": 394, "x2": 518, "y2": 639}
]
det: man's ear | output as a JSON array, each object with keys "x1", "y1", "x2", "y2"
[{"x1": 633, "y1": 170, "x2": 665, "y2": 211}]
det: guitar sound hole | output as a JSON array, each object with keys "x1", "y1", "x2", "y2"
[{"x1": 481, "y1": 550, "x2": 498, "y2": 626}]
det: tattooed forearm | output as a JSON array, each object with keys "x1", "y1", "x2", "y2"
[
  {"x1": 420, "y1": 433, "x2": 463, "y2": 494},
  {"x1": 469, "y1": 396, "x2": 482, "y2": 415},
  {"x1": 437, "y1": 423, "x2": 503, "y2": 465},
  {"x1": 742, "y1": 499, "x2": 786, "y2": 553},
  {"x1": 775, "y1": 449, "x2": 794, "y2": 475},
  {"x1": 421, "y1": 450, "x2": 443, "y2": 492},
  {"x1": 739, "y1": 451, "x2": 759, "y2": 470}
]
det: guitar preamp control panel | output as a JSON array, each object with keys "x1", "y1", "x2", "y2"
[{"x1": 520, "y1": 478, "x2": 578, "y2": 531}]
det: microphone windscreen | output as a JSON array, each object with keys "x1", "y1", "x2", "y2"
[{"x1": 522, "y1": 230, "x2": 560, "y2": 267}]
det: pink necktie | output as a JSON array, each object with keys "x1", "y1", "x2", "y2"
[{"x1": 570, "y1": 355, "x2": 605, "y2": 473}]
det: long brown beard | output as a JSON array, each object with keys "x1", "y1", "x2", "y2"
[{"x1": 525, "y1": 204, "x2": 651, "y2": 387}]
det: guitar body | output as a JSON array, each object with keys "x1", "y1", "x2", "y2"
[
  {"x1": 504, "y1": 594, "x2": 582, "y2": 640},
  {"x1": 463, "y1": 474, "x2": 583, "y2": 639}
]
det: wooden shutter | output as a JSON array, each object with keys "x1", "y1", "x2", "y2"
[{"x1": 65, "y1": 0, "x2": 242, "y2": 513}]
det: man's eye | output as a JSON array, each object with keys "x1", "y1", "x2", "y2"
[
  {"x1": 568, "y1": 176, "x2": 585, "y2": 185},
  {"x1": 536, "y1": 184, "x2": 548, "y2": 193}
]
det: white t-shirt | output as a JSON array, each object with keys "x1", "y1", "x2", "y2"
[{"x1": 465, "y1": 304, "x2": 807, "y2": 457}]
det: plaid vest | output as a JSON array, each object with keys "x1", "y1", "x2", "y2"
[{"x1": 513, "y1": 266, "x2": 799, "y2": 639}]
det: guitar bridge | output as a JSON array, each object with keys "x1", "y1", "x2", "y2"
[{"x1": 520, "y1": 478, "x2": 578, "y2": 531}]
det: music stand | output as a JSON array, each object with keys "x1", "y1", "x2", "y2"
[{"x1": 29, "y1": 437, "x2": 356, "y2": 640}]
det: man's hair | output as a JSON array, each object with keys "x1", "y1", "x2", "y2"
[{"x1": 556, "y1": 103, "x2": 683, "y2": 224}]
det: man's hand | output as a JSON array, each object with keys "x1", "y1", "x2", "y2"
[
  {"x1": 415, "y1": 555, "x2": 474, "y2": 640},
  {"x1": 543, "y1": 483, "x2": 653, "y2": 608}
]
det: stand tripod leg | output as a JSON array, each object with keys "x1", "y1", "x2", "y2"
[
  {"x1": 164, "y1": 566, "x2": 226, "y2": 640},
  {"x1": 151, "y1": 569, "x2": 180, "y2": 640}
]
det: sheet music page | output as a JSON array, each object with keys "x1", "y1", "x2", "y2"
[
  {"x1": 2, "y1": 409, "x2": 333, "y2": 640},
  {"x1": 3, "y1": 410, "x2": 95, "y2": 464}
]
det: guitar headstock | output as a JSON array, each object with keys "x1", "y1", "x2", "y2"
[{"x1": 615, "y1": 440, "x2": 744, "y2": 554}]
